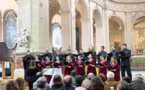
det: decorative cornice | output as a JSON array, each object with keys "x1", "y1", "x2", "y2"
[{"x1": 92, "y1": 0, "x2": 145, "y2": 12}]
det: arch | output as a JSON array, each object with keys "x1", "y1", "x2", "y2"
[
  {"x1": 132, "y1": 13, "x2": 145, "y2": 27},
  {"x1": 92, "y1": 9, "x2": 103, "y2": 52},
  {"x1": 93, "y1": 8, "x2": 102, "y2": 26},
  {"x1": 75, "y1": 0, "x2": 89, "y2": 20},
  {"x1": 3, "y1": 9, "x2": 17, "y2": 19},
  {"x1": 108, "y1": 15, "x2": 124, "y2": 29},
  {"x1": 109, "y1": 16, "x2": 125, "y2": 51}
]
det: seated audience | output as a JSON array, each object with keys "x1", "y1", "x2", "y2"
[
  {"x1": 71, "y1": 70, "x2": 77, "y2": 87},
  {"x1": 37, "y1": 77, "x2": 50, "y2": 90},
  {"x1": 75, "y1": 87, "x2": 86, "y2": 90},
  {"x1": 51, "y1": 74, "x2": 63, "y2": 90},
  {"x1": 59, "y1": 75, "x2": 75, "y2": 90},
  {"x1": 130, "y1": 74, "x2": 145, "y2": 90},
  {"x1": 16, "y1": 77, "x2": 25, "y2": 90},
  {"x1": 87, "y1": 73, "x2": 94, "y2": 80},
  {"x1": 0, "y1": 80, "x2": 8, "y2": 90},
  {"x1": 122, "y1": 76, "x2": 131, "y2": 84},
  {"x1": 6, "y1": 80, "x2": 19, "y2": 90},
  {"x1": 117, "y1": 81, "x2": 130, "y2": 90},
  {"x1": 75, "y1": 75, "x2": 85, "y2": 87},
  {"x1": 104, "y1": 72, "x2": 118, "y2": 90},
  {"x1": 91, "y1": 76, "x2": 104, "y2": 90},
  {"x1": 33, "y1": 72, "x2": 49, "y2": 90},
  {"x1": 81, "y1": 79, "x2": 91, "y2": 90},
  {"x1": 98, "y1": 73, "x2": 107, "y2": 83}
]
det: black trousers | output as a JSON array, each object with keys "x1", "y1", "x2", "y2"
[{"x1": 121, "y1": 65, "x2": 132, "y2": 81}]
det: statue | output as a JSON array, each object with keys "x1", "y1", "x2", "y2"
[{"x1": 18, "y1": 29, "x2": 30, "y2": 48}]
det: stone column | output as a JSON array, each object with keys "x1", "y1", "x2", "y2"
[
  {"x1": 102, "y1": 8, "x2": 110, "y2": 52},
  {"x1": 125, "y1": 12, "x2": 134, "y2": 52},
  {"x1": 81, "y1": 19, "x2": 91, "y2": 52},
  {"x1": 96, "y1": 24, "x2": 103, "y2": 53},
  {"x1": 61, "y1": 11, "x2": 73, "y2": 51}
]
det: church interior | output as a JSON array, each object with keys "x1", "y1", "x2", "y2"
[{"x1": 0, "y1": 0, "x2": 145, "y2": 90}]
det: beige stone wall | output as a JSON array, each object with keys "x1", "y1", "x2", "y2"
[{"x1": 1, "y1": 0, "x2": 145, "y2": 69}]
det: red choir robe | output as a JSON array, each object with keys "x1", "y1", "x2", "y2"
[
  {"x1": 36, "y1": 60, "x2": 41, "y2": 71},
  {"x1": 44, "y1": 61, "x2": 52, "y2": 84},
  {"x1": 108, "y1": 63, "x2": 119, "y2": 81},
  {"x1": 54, "y1": 61, "x2": 62, "y2": 68},
  {"x1": 87, "y1": 59, "x2": 96, "y2": 75},
  {"x1": 64, "y1": 62, "x2": 73, "y2": 76},
  {"x1": 98, "y1": 60, "x2": 107, "y2": 76},
  {"x1": 74, "y1": 60, "x2": 84, "y2": 76}
]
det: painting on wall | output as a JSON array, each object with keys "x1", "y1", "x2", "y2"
[
  {"x1": 5, "y1": 12, "x2": 17, "y2": 49},
  {"x1": 52, "y1": 25, "x2": 62, "y2": 51}
]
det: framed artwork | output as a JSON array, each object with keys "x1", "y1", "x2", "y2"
[
  {"x1": 52, "y1": 25, "x2": 62, "y2": 51},
  {"x1": 5, "y1": 11, "x2": 17, "y2": 49}
]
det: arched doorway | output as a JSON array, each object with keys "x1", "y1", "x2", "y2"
[
  {"x1": 93, "y1": 9, "x2": 102, "y2": 52},
  {"x1": 133, "y1": 16, "x2": 145, "y2": 54},
  {"x1": 109, "y1": 16, "x2": 124, "y2": 52},
  {"x1": 75, "y1": 0, "x2": 89, "y2": 52}
]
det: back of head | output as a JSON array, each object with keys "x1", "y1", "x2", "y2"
[
  {"x1": 76, "y1": 75, "x2": 85, "y2": 87},
  {"x1": 37, "y1": 77, "x2": 46, "y2": 89},
  {"x1": 71, "y1": 70, "x2": 76, "y2": 77},
  {"x1": 81, "y1": 79, "x2": 91, "y2": 90},
  {"x1": 0, "y1": 80, "x2": 8, "y2": 90},
  {"x1": 91, "y1": 76, "x2": 103, "y2": 90},
  {"x1": 87, "y1": 73, "x2": 94, "y2": 80},
  {"x1": 36, "y1": 72, "x2": 43, "y2": 78},
  {"x1": 107, "y1": 72, "x2": 115, "y2": 80},
  {"x1": 117, "y1": 81, "x2": 130, "y2": 90},
  {"x1": 16, "y1": 77, "x2": 24, "y2": 90},
  {"x1": 53, "y1": 74, "x2": 62, "y2": 85},
  {"x1": 122, "y1": 76, "x2": 131, "y2": 84},
  {"x1": 64, "y1": 75, "x2": 72, "y2": 87},
  {"x1": 29, "y1": 60, "x2": 36, "y2": 69},
  {"x1": 99, "y1": 73, "x2": 106, "y2": 82},
  {"x1": 75, "y1": 87, "x2": 86, "y2": 90},
  {"x1": 134, "y1": 74, "x2": 143, "y2": 81},
  {"x1": 6, "y1": 80, "x2": 19, "y2": 90}
]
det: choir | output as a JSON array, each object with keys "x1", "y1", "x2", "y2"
[{"x1": 23, "y1": 44, "x2": 132, "y2": 83}]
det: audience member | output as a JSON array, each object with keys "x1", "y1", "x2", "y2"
[
  {"x1": 51, "y1": 74, "x2": 63, "y2": 90},
  {"x1": 16, "y1": 77, "x2": 25, "y2": 90},
  {"x1": 122, "y1": 76, "x2": 131, "y2": 84},
  {"x1": 98, "y1": 73, "x2": 107, "y2": 83},
  {"x1": 6, "y1": 80, "x2": 19, "y2": 90},
  {"x1": 0, "y1": 80, "x2": 8, "y2": 90},
  {"x1": 130, "y1": 74, "x2": 145, "y2": 90},
  {"x1": 59, "y1": 75, "x2": 75, "y2": 90},
  {"x1": 71, "y1": 70, "x2": 77, "y2": 87},
  {"x1": 81, "y1": 79, "x2": 91, "y2": 90},
  {"x1": 91, "y1": 76, "x2": 104, "y2": 90},
  {"x1": 75, "y1": 87, "x2": 86, "y2": 90},
  {"x1": 87, "y1": 73, "x2": 94, "y2": 80},
  {"x1": 37, "y1": 77, "x2": 50, "y2": 90},
  {"x1": 104, "y1": 72, "x2": 118, "y2": 90},
  {"x1": 33, "y1": 72, "x2": 45, "y2": 90},
  {"x1": 117, "y1": 81, "x2": 130, "y2": 90},
  {"x1": 75, "y1": 75, "x2": 85, "y2": 87},
  {"x1": 27, "y1": 61, "x2": 38, "y2": 90}
]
